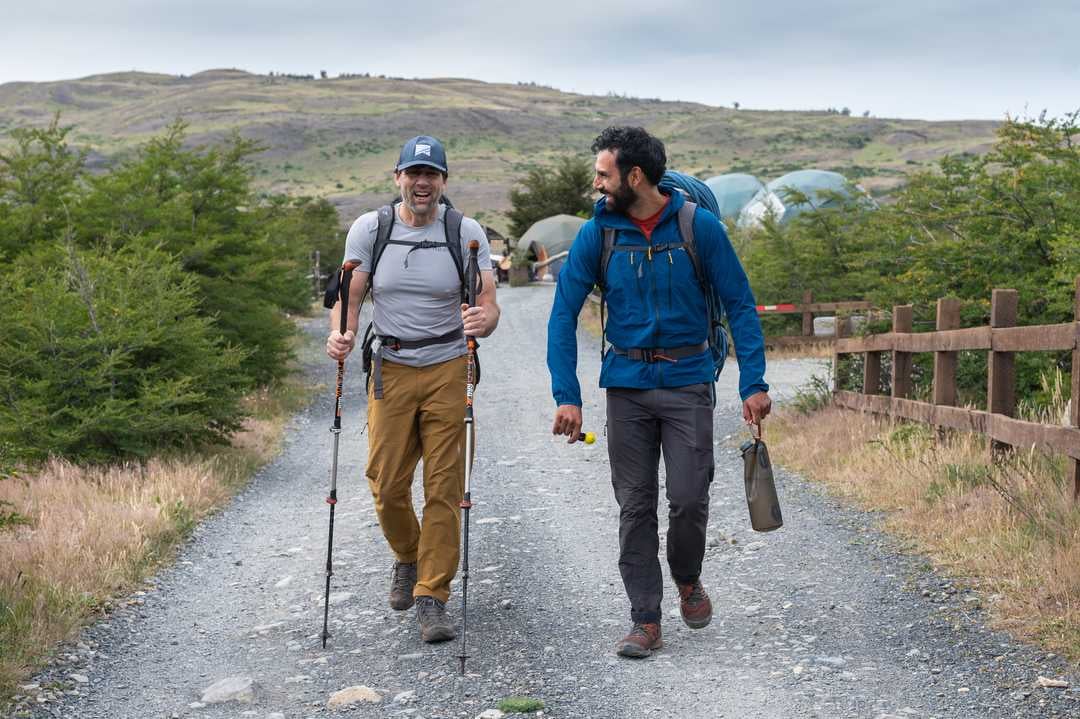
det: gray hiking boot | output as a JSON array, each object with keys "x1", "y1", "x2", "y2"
[
  {"x1": 388, "y1": 561, "x2": 417, "y2": 610},
  {"x1": 416, "y1": 596, "x2": 456, "y2": 643}
]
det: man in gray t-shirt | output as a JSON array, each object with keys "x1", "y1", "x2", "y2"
[{"x1": 326, "y1": 135, "x2": 499, "y2": 644}]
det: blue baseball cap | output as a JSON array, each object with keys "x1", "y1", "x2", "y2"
[{"x1": 395, "y1": 135, "x2": 448, "y2": 174}]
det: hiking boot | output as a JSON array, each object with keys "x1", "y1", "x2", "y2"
[
  {"x1": 388, "y1": 561, "x2": 417, "y2": 610},
  {"x1": 677, "y1": 580, "x2": 712, "y2": 629},
  {"x1": 416, "y1": 596, "x2": 456, "y2": 643},
  {"x1": 615, "y1": 622, "x2": 662, "y2": 658}
]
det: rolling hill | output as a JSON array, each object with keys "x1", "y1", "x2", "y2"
[{"x1": 0, "y1": 69, "x2": 1001, "y2": 233}]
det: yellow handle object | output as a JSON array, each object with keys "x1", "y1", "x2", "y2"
[{"x1": 577, "y1": 432, "x2": 596, "y2": 444}]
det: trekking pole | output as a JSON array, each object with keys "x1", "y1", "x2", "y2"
[
  {"x1": 321, "y1": 261, "x2": 358, "y2": 649},
  {"x1": 457, "y1": 240, "x2": 482, "y2": 675}
]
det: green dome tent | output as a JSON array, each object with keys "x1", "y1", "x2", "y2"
[
  {"x1": 737, "y1": 170, "x2": 854, "y2": 228},
  {"x1": 704, "y1": 173, "x2": 764, "y2": 222},
  {"x1": 518, "y1": 214, "x2": 586, "y2": 279}
]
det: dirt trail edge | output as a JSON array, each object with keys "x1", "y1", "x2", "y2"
[{"x1": 11, "y1": 284, "x2": 1078, "y2": 719}]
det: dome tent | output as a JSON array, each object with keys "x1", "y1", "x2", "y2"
[
  {"x1": 737, "y1": 170, "x2": 854, "y2": 228},
  {"x1": 704, "y1": 173, "x2": 765, "y2": 222},
  {"x1": 518, "y1": 214, "x2": 586, "y2": 279}
]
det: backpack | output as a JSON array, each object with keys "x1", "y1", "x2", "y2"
[
  {"x1": 323, "y1": 199, "x2": 481, "y2": 391},
  {"x1": 597, "y1": 170, "x2": 731, "y2": 381}
]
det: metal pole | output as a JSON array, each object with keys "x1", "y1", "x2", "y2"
[
  {"x1": 321, "y1": 261, "x2": 357, "y2": 648},
  {"x1": 457, "y1": 240, "x2": 481, "y2": 675}
]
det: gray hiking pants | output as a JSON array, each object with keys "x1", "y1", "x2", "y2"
[{"x1": 606, "y1": 384, "x2": 715, "y2": 624}]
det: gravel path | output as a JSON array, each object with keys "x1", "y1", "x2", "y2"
[{"x1": 9, "y1": 284, "x2": 1078, "y2": 719}]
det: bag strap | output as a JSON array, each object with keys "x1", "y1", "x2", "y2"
[{"x1": 443, "y1": 208, "x2": 467, "y2": 301}]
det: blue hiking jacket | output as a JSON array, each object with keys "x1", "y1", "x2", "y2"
[{"x1": 547, "y1": 190, "x2": 768, "y2": 407}]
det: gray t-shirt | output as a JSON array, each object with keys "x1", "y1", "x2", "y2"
[{"x1": 343, "y1": 204, "x2": 491, "y2": 368}]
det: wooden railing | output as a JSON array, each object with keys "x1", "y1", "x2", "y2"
[
  {"x1": 759, "y1": 290, "x2": 872, "y2": 347},
  {"x1": 831, "y1": 278, "x2": 1080, "y2": 498}
]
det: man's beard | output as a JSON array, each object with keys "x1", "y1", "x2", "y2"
[
  {"x1": 404, "y1": 187, "x2": 442, "y2": 215},
  {"x1": 607, "y1": 182, "x2": 636, "y2": 214}
]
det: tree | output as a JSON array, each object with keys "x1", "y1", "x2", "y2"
[
  {"x1": 0, "y1": 241, "x2": 247, "y2": 463},
  {"x1": 75, "y1": 122, "x2": 310, "y2": 385},
  {"x1": 507, "y1": 156, "x2": 594, "y2": 238},
  {"x1": 0, "y1": 113, "x2": 86, "y2": 259}
]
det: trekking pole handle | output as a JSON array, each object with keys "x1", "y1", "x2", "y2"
[
  {"x1": 338, "y1": 261, "x2": 360, "y2": 337},
  {"x1": 466, "y1": 240, "x2": 480, "y2": 309}
]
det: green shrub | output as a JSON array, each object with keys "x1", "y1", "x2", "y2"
[{"x1": 0, "y1": 242, "x2": 247, "y2": 463}]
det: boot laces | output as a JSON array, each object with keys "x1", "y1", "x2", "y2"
[{"x1": 683, "y1": 582, "x2": 706, "y2": 604}]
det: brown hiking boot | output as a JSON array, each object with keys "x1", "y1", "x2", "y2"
[
  {"x1": 416, "y1": 596, "x2": 456, "y2": 643},
  {"x1": 615, "y1": 622, "x2": 662, "y2": 658},
  {"x1": 388, "y1": 561, "x2": 417, "y2": 610},
  {"x1": 677, "y1": 580, "x2": 712, "y2": 629}
]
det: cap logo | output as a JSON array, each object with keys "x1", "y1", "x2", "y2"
[{"x1": 414, "y1": 144, "x2": 431, "y2": 157}]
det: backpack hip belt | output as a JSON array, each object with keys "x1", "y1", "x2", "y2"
[
  {"x1": 370, "y1": 327, "x2": 465, "y2": 399},
  {"x1": 611, "y1": 341, "x2": 708, "y2": 364}
]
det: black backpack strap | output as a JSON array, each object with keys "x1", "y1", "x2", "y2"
[
  {"x1": 677, "y1": 201, "x2": 707, "y2": 288},
  {"x1": 443, "y1": 208, "x2": 467, "y2": 301},
  {"x1": 599, "y1": 227, "x2": 620, "y2": 360}
]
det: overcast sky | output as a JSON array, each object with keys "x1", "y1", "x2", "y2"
[{"x1": 1, "y1": 0, "x2": 1076, "y2": 121}]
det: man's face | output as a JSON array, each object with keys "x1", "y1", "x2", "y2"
[
  {"x1": 395, "y1": 165, "x2": 446, "y2": 215},
  {"x1": 594, "y1": 149, "x2": 636, "y2": 214}
]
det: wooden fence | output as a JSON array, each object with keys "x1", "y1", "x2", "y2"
[
  {"x1": 759, "y1": 290, "x2": 872, "y2": 348},
  {"x1": 831, "y1": 278, "x2": 1080, "y2": 499}
]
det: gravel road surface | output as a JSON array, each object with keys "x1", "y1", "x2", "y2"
[{"x1": 10, "y1": 284, "x2": 1078, "y2": 719}]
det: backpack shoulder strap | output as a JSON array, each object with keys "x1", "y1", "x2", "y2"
[
  {"x1": 371, "y1": 204, "x2": 397, "y2": 282},
  {"x1": 444, "y1": 208, "x2": 466, "y2": 299},
  {"x1": 677, "y1": 201, "x2": 708, "y2": 288},
  {"x1": 599, "y1": 227, "x2": 618, "y2": 291}
]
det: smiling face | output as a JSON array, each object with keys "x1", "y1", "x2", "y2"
[
  {"x1": 594, "y1": 149, "x2": 637, "y2": 214},
  {"x1": 395, "y1": 165, "x2": 446, "y2": 223}
]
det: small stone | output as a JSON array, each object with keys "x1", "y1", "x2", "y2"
[
  {"x1": 70, "y1": 674, "x2": 89, "y2": 684},
  {"x1": 328, "y1": 685, "x2": 382, "y2": 707},
  {"x1": 745, "y1": 541, "x2": 765, "y2": 552},
  {"x1": 201, "y1": 676, "x2": 255, "y2": 704},
  {"x1": 743, "y1": 605, "x2": 761, "y2": 617},
  {"x1": 792, "y1": 666, "x2": 804, "y2": 676},
  {"x1": 394, "y1": 690, "x2": 417, "y2": 704},
  {"x1": 188, "y1": 702, "x2": 206, "y2": 709},
  {"x1": 327, "y1": 591, "x2": 353, "y2": 606},
  {"x1": 499, "y1": 599, "x2": 513, "y2": 610},
  {"x1": 267, "y1": 714, "x2": 286, "y2": 719},
  {"x1": 815, "y1": 656, "x2": 846, "y2": 668},
  {"x1": 1036, "y1": 676, "x2": 1069, "y2": 689},
  {"x1": 476, "y1": 710, "x2": 505, "y2": 719},
  {"x1": 957, "y1": 687, "x2": 970, "y2": 694},
  {"x1": 274, "y1": 576, "x2": 293, "y2": 588}
]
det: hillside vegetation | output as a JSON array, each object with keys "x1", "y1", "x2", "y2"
[{"x1": 0, "y1": 69, "x2": 1001, "y2": 233}]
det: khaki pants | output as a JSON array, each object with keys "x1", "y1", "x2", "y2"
[{"x1": 366, "y1": 355, "x2": 467, "y2": 603}]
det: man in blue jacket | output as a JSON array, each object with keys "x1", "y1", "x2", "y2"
[{"x1": 548, "y1": 126, "x2": 771, "y2": 658}]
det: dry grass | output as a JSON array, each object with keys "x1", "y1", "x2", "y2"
[
  {"x1": 768, "y1": 403, "x2": 1080, "y2": 663},
  {"x1": 0, "y1": 378, "x2": 309, "y2": 703}
]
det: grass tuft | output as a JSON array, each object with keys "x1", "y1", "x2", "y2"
[
  {"x1": 768, "y1": 402, "x2": 1080, "y2": 662},
  {"x1": 0, "y1": 376, "x2": 310, "y2": 705},
  {"x1": 498, "y1": 696, "x2": 545, "y2": 713}
]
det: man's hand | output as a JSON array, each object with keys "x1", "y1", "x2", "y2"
[
  {"x1": 742, "y1": 391, "x2": 772, "y2": 425},
  {"x1": 552, "y1": 404, "x2": 583, "y2": 444},
  {"x1": 461, "y1": 303, "x2": 495, "y2": 337},
  {"x1": 326, "y1": 330, "x2": 356, "y2": 361}
]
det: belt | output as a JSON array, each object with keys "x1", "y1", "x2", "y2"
[
  {"x1": 372, "y1": 327, "x2": 465, "y2": 399},
  {"x1": 611, "y1": 341, "x2": 708, "y2": 364}
]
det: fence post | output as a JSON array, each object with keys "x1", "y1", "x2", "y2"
[
  {"x1": 891, "y1": 305, "x2": 914, "y2": 399},
  {"x1": 934, "y1": 298, "x2": 961, "y2": 406},
  {"x1": 312, "y1": 249, "x2": 322, "y2": 300},
  {"x1": 1071, "y1": 277, "x2": 1079, "y2": 500},
  {"x1": 864, "y1": 349, "x2": 882, "y2": 396},
  {"x1": 802, "y1": 290, "x2": 813, "y2": 337},
  {"x1": 987, "y1": 289, "x2": 1018, "y2": 460}
]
